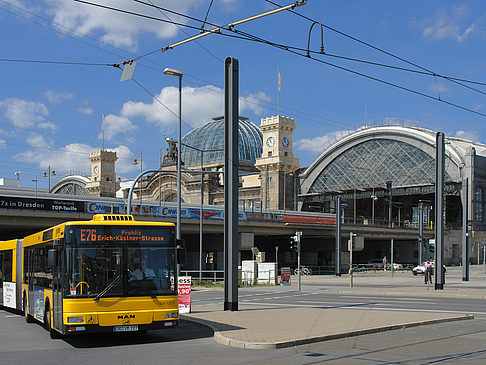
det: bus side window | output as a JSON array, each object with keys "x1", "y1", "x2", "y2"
[
  {"x1": 0, "y1": 253, "x2": 3, "y2": 284},
  {"x1": 0, "y1": 251, "x2": 13, "y2": 284},
  {"x1": 4, "y1": 251, "x2": 12, "y2": 282}
]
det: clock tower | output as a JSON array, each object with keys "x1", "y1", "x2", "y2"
[
  {"x1": 86, "y1": 149, "x2": 119, "y2": 197},
  {"x1": 255, "y1": 115, "x2": 300, "y2": 210}
]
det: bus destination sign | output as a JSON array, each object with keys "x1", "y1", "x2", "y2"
[{"x1": 77, "y1": 227, "x2": 167, "y2": 244}]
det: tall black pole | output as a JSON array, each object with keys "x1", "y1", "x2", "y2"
[
  {"x1": 224, "y1": 56, "x2": 239, "y2": 311},
  {"x1": 462, "y1": 178, "x2": 469, "y2": 281},
  {"x1": 387, "y1": 181, "x2": 393, "y2": 227},
  {"x1": 418, "y1": 202, "x2": 423, "y2": 265},
  {"x1": 335, "y1": 196, "x2": 342, "y2": 276},
  {"x1": 435, "y1": 132, "x2": 445, "y2": 290}
]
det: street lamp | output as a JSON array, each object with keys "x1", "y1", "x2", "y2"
[
  {"x1": 169, "y1": 136, "x2": 223, "y2": 281},
  {"x1": 32, "y1": 176, "x2": 38, "y2": 199},
  {"x1": 132, "y1": 153, "x2": 142, "y2": 212},
  {"x1": 42, "y1": 166, "x2": 56, "y2": 192},
  {"x1": 164, "y1": 67, "x2": 183, "y2": 243}
]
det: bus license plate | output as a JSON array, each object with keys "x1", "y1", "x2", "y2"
[{"x1": 114, "y1": 325, "x2": 138, "y2": 332}]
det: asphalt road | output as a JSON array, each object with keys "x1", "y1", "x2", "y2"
[
  {"x1": 1, "y1": 285, "x2": 486, "y2": 364},
  {"x1": 192, "y1": 285, "x2": 486, "y2": 319}
]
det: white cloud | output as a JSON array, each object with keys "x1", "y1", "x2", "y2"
[
  {"x1": 418, "y1": 5, "x2": 485, "y2": 42},
  {"x1": 15, "y1": 143, "x2": 93, "y2": 172},
  {"x1": 45, "y1": 0, "x2": 201, "y2": 51},
  {"x1": 99, "y1": 114, "x2": 137, "y2": 141},
  {"x1": 454, "y1": 130, "x2": 478, "y2": 142},
  {"x1": 0, "y1": 98, "x2": 48, "y2": 128},
  {"x1": 15, "y1": 143, "x2": 135, "y2": 177},
  {"x1": 294, "y1": 131, "x2": 343, "y2": 153},
  {"x1": 0, "y1": 139, "x2": 5, "y2": 150},
  {"x1": 38, "y1": 122, "x2": 58, "y2": 131},
  {"x1": 26, "y1": 132, "x2": 54, "y2": 149},
  {"x1": 473, "y1": 102, "x2": 483, "y2": 111},
  {"x1": 120, "y1": 85, "x2": 271, "y2": 130},
  {"x1": 77, "y1": 106, "x2": 94, "y2": 115},
  {"x1": 43, "y1": 89, "x2": 74, "y2": 103},
  {"x1": 240, "y1": 92, "x2": 272, "y2": 115},
  {"x1": 429, "y1": 82, "x2": 449, "y2": 94},
  {"x1": 107, "y1": 145, "x2": 137, "y2": 175}
]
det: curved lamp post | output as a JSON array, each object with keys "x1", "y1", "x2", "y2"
[{"x1": 163, "y1": 67, "x2": 183, "y2": 243}]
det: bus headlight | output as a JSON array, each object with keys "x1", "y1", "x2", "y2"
[
  {"x1": 165, "y1": 312, "x2": 178, "y2": 319},
  {"x1": 68, "y1": 316, "x2": 84, "y2": 323}
]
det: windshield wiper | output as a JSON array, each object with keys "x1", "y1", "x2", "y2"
[{"x1": 94, "y1": 274, "x2": 122, "y2": 302}]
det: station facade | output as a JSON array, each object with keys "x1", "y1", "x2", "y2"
[{"x1": 47, "y1": 116, "x2": 486, "y2": 269}]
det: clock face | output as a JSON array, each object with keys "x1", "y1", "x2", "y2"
[
  {"x1": 282, "y1": 137, "x2": 290, "y2": 147},
  {"x1": 266, "y1": 136, "x2": 276, "y2": 147},
  {"x1": 93, "y1": 166, "x2": 99, "y2": 174}
]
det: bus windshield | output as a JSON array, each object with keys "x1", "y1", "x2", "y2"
[{"x1": 64, "y1": 225, "x2": 176, "y2": 298}]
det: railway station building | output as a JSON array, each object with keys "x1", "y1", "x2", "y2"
[{"x1": 48, "y1": 115, "x2": 486, "y2": 269}]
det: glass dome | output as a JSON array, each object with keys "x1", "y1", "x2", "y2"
[{"x1": 180, "y1": 117, "x2": 263, "y2": 167}]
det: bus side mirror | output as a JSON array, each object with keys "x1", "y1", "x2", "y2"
[
  {"x1": 176, "y1": 239, "x2": 186, "y2": 266},
  {"x1": 48, "y1": 249, "x2": 57, "y2": 268}
]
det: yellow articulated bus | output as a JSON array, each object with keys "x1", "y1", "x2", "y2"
[{"x1": 0, "y1": 214, "x2": 185, "y2": 339}]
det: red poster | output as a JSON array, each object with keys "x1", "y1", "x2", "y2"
[
  {"x1": 280, "y1": 267, "x2": 291, "y2": 285},
  {"x1": 178, "y1": 276, "x2": 191, "y2": 314}
]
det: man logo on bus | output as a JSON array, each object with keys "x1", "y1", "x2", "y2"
[{"x1": 118, "y1": 314, "x2": 135, "y2": 320}]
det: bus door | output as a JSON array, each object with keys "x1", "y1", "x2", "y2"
[
  {"x1": 51, "y1": 247, "x2": 63, "y2": 332},
  {"x1": 25, "y1": 249, "x2": 34, "y2": 315},
  {"x1": 16, "y1": 239, "x2": 23, "y2": 311}
]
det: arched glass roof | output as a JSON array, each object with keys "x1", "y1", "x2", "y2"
[
  {"x1": 308, "y1": 138, "x2": 451, "y2": 193},
  {"x1": 180, "y1": 117, "x2": 263, "y2": 166},
  {"x1": 53, "y1": 182, "x2": 90, "y2": 196}
]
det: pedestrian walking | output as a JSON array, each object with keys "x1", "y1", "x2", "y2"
[
  {"x1": 424, "y1": 259, "x2": 434, "y2": 284},
  {"x1": 383, "y1": 256, "x2": 387, "y2": 271}
]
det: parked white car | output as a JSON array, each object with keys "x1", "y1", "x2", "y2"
[
  {"x1": 412, "y1": 262, "x2": 434, "y2": 275},
  {"x1": 387, "y1": 263, "x2": 403, "y2": 270},
  {"x1": 412, "y1": 263, "x2": 425, "y2": 275}
]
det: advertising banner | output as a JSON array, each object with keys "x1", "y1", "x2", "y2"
[
  {"x1": 177, "y1": 276, "x2": 191, "y2": 314},
  {"x1": 2, "y1": 282, "x2": 16, "y2": 309},
  {"x1": 87, "y1": 202, "x2": 107, "y2": 213},
  {"x1": 119, "y1": 204, "x2": 248, "y2": 221},
  {"x1": 283, "y1": 214, "x2": 336, "y2": 225},
  {"x1": 0, "y1": 196, "x2": 84, "y2": 213}
]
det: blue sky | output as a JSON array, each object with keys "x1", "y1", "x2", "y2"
[{"x1": 1, "y1": 0, "x2": 486, "y2": 190}]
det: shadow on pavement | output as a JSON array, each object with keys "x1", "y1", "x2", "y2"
[{"x1": 63, "y1": 320, "x2": 213, "y2": 348}]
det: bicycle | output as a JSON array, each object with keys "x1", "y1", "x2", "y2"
[{"x1": 294, "y1": 266, "x2": 312, "y2": 276}]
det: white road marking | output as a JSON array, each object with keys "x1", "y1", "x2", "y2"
[
  {"x1": 298, "y1": 301, "x2": 368, "y2": 306},
  {"x1": 343, "y1": 296, "x2": 438, "y2": 302},
  {"x1": 240, "y1": 301, "x2": 481, "y2": 316}
]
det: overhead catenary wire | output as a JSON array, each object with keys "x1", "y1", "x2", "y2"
[
  {"x1": 70, "y1": 1, "x2": 486, "y2": 119},
  {"x1": 3, "y1": 0, "x2": 486, "y2": 154},
  {"x1": 0, "y1": 58, "x2": 117, "y2": 67},
  {"x1": 263, "y1": 0, "x2": 486, "y2": 93},
  {"x1": 131, "y1": 0, "x2": 486, "y2": 88}
]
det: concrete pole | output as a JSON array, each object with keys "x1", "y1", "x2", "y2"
[{"x1": 391, "y1": 238, "x2": 394, "y2": 277}]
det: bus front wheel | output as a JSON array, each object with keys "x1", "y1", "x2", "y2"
[{"x1": 44, "y1": 305, "x2": 62, "y2": 339}]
